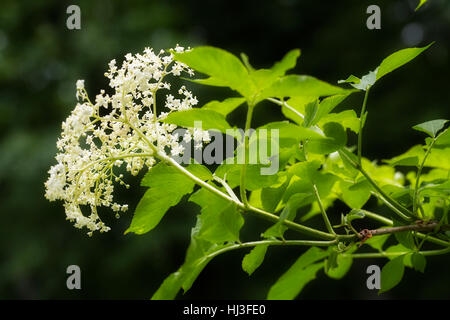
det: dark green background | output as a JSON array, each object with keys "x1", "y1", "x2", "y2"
[{"x1": 0, "y1": 0, "x2": 449, "y2": 299}]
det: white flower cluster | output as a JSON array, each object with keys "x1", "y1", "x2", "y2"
[{"x1": 45, "y1": 45, "x2": 209, "y2": 236}]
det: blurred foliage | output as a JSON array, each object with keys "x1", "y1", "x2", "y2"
[{"x1": 0, "y1": 0, "x2": 449, "y2": 299}]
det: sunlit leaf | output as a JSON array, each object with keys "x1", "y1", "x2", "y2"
[
  {"x1": 263, "y1": 193, "x2": 311, "y2": 238},
  {"x1": 262, "y1": 75, "x2": 350, "y2": 100},
  {"x1": 267, "y1": 247, "x2": 327, "y2": 299},
  {"x1": 307, "y1": 122, "x2": 347, "y2": 154},
  {"x1": 376, "y1": 43, "x2": 433, "y2": 80},
  {"x1": 189, "y1": 188, "x2": 244, "y2": 243},
  {"x1": 163, "y1": 109, "x2": 232, "y2": 134},
  {"x1": 339, "y1": 69, "x2": 377, "y2": 91},
  {"x1": 412, "y1": 119, "x2": 449, "y2": 138},
  {"x1": 242, "y1": 245, "x2": 269, "y2": 275},
  {"x1": 202, "y1": 97, "x2": 246, "y2": 116},
  {"x1": 364, "y1": 233, "x2": 391, "y2": 251},
  {"x1": 271, "y1": 49, "x2": 301, "y2": 76},
  {"x1": 435, "y1": 127, "x2": 450, "y2": 146},
  {"x1": 385, "y1": 145, "x2": 450, "y2": 169},
  {"x1": 339, "y1": 44, "x2": 432, "y2": 91},
  {"x1": 126, "y1": 163, "x2": 196, "y2": 235},
  {"x1": 319, "y1": 110, "x2": 360, "y2": 134},
  {"x1": 338, "y1": 180, "x2": 371, "y2": 209},
  {"x1": 173, "y1": 46, "x2": 255, "y2": 97}
]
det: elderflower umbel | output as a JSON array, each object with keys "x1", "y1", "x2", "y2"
[{"x1": 45, "y1": 45, "x2": 207, "y2": 236}]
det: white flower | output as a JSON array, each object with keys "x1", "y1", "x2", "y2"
[
  {"x1": 183, "y1": 131, "x2": 192, "y2": 143},
  {"x1": 76, "y1": 79, "x2": 85, "y2": 90},
  {"x1": 45, "y1": 45, "x2": 210, "y2": 235},
  {"x1": 76, "y1": 80, "x2": 85, "y2": 100}
]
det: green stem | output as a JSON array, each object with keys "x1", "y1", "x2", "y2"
[
  {"x1": 247, "y1": 204, "x2": 335, "y2": 240},
  {"x1": 159, "y1": 151, "x2": 335, "y2": 240},
  {"x1": 370, "y1": 191, "x2": 413, "y2": 222},
  {"x1": 360, "y1": 210, "x2": 393, "y2": 225},
  {"x1": 205, "y1": 239, "x2": 339, "y2": 260},
  {"x1": 346, "y1": 246, "x2": 450, "y2": 259},
  {"x1": 313, "y1": 184, "x2": 336, "y2": 234},
  {"x1": 358, "y1": 89, "x2": 370, "y2": 165},
  {"x1": 119, "y1": 114, "x2": 335, "y2": 240},
  {"x1": 413, "y1": 138, "x2": 436, "y2": 216},
  {"x1": 266, "y1": 98, "x2": 324, "y2": 136},
  {"x1": 339, "y1": 148, "x2": 415, "y2": 221},
  {"x1": 360, "y1": 170, "x2": 414, "y2": 221},
  {"x1": 240, "y1": 102, "x2": 255, "y2": 207},
  {"x1": 267, "y1": 97, "x2": 305, "y2": 119}
]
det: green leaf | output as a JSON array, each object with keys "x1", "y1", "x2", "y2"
[
  {"x1": 307, "y1": 122, "x2": 347, "y2": 154},
  {"x1": 215, "y1": 163, "x2": 279, "y2": 191},
  {"x1": 202, "y1": 97, "x2": 246, "y2": 116},
  {"x1": 420, "y1": 180, "x2": 450, "y2": 197},
  {"x1": 186, "y1": 164, "x2": 213, "y2": 181},
  {"x1": 257, "y1": 121, "x2": 324, "y2": 141},
  {"x1": 326, "y1": 149, "x2": 358, "y2": 179},
  {"x1": 173, "y1": 46, "x2": 254, "y2": 97},
  {"x1": 248, "y1": 69, "x2": 280, "y2": 95},
  {"x1": 338, "y1": 148, "x2": 360, "y2": 175},
  {"x1": 325, "y1": 247, "x2": 355, "y2": 280},
  {"x1": 394, "y1": 231, "x2": 416, "y2": 250},
  {"x1": 152, "y1": 239, "x2": 230, "y2": 299},
  {"x1": 242, "y1": 245, "x2": 269, "y2": 276},
  {"x1": 189, "y1": 188, "x2": 244, "y2": 243},
  {"x1": 325, "y1": 248, "x2": 339, "y2": 270},
  {"x1": 312, "y1": 93, "x2": 352, "y2": 125},
  {"x1": 338, "y1": 180, "x2": 371, "y2": 209},
  {"x1": 339, "y1": 69, "x2": 377, "y2": 91},
  {"x1": 152, "y1": 186, "x2": 245, "y2": 299},
  {"x1": 271, "y1": 49, "x2": 301, "y2": 76},
  {"x1": 339, "y1": 44, "x2": 432, "y2": 91},
  {"x1": 261, "y1": 175, "x2": 291, "y2": 212},
  {"x1": 285, "y1": 160, "x2": 339, "y2": 201},
  {"x1": 385, "y1": 244, "x2": 412, "y2": 258},
  {"x1": 364, "y1": 233, "x2": 390, "y2": 251},
  {"x1": 262, "y1": 75, "x2": 350, "y2": 100},
  {"x1": 385, "y1": 145, "x2": 450, "y2": 169},
  {"x1": 411, "y1": 252, "x2": 426, "y2": 273},
  {"x1": 126, "y1": 163, "x2": 195, "y2": 235},
  {"x1": 267, "y1": 247, "x2": 327, "y2": 300},
  {"x1": 412, "y1": 119, "x2": 449, "y2": 138},
  {"x1": 338, "y1": 75, "x2": 361, "y2": 85},
  {"x1": 263, "y1": 193, "x2": 311, "y2": 238},
  {"x1": 386, "y1": 156, "x2": 420, "y2": 167},
  {"x1": 281, "y1": 96, "x2": 316, "y2": 125},
  {"x1": 303, "y1": 99, "x2": 319, "y2": 128},
  {"x1": 435, "y1": 127, "x2": 450, "y2": 146},
  {"x1": 379, "y1": 255, "x2": 405, "y2": 294},
  {"x1": 163, "y1": 109, "x2": 232, "y2": 134},
  {"x1": 151, "y1": 268, "x2": 186, "y2": 300},
  {"x1": 376, "y1": 43, "x2": 433, "y2": 81},
  {"x1": 240, "y1": 52, "x2": 255, "y2": 72},
  {"x1": 346, "y1": 209, "x2": 366, "y2": 223},
  {"x1": 319, "y1": 110, "x2": 360, "y2": 134}
]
